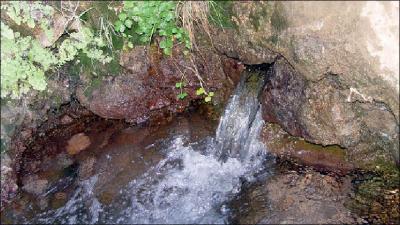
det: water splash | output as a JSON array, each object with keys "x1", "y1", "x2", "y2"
[{"x1": 26, "y1": 70, "x2": 270, "y2": 224}]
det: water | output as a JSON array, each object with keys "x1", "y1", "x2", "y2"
[{"x1": 12, "y1": 71, "x2": 272, "y2": 224}]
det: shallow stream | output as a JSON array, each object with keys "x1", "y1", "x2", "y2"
[{"x1": 2, "y1": 71, "x2": 280, "y2": 224}]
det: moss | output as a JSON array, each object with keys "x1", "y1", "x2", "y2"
[
  {"x1": 76, "y1": 50, "x2": 122, "y2": 78},
  {"x1": 270, "y1": 2, "x2": 288, "y2": 33},
  {"x1": 347, "y1": 158, "x2": 400, "y2": 224},
  {"x1": 266, "y1": 34, "x2": 279, "y2": 45}
]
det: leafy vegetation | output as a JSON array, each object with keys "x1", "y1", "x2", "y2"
[
  {"x1": 0, "y1": 1, "x2": 112, "y2": 99},
  {"x1": 175, "y1": 82, "x2": 188, "y2": 100},
  {"x1": 1, "y1": 22, "x2": 55, "y2": 98},
  {"x1": 1, "y1": 1, "x2": 222, "y2": 101},
  {"x1": 114, "y1": 1, "x2": 191, "y2": 55}
]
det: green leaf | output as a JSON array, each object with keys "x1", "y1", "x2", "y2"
[
  {"x1": 208, "y1": 92, "x2": 214, "y2": 97},
  {"x1": 118, "y1": 12, "x2": 127, "y2": 21},
  {"x1": 124, "y1": 19, "x2": 133, "y2": 28},
  {"x1": 139, "y1": 36, "x2": 149, "y2": 43},
  {"x1": 1, "y1": 22, "x2": 14, "y2": 39},
  {"x1": 114, "y1": 20, "x2": 123, "y2": 32},
  {"x1": 27, "y1": 18, "x2": 35, "y2": 28},
  {"x1": 177, "y1": 92, "x2": 188, "y2": 99},
  {"x1": 175, "y1": 82, "x2": 183, "y2": 88},
  {"x1": 119, "y1": 24, "x2": 126, "y2": 33},
  {"x1": 204, "y1": 96, "x2": 212, "y2": 102},
  {"x1": 159, "y1": 29, "x2": 167, "y2": 36},
  {"x1": 163, "y1": 47, "x2": 172, "y2": 56},
  {"x1": 196, "y1": 87, "x2": 205, "y2": 96},
  {"x1": 165, "y1": 38, "x2": 173, "y2": 48},
  {"x1": 124, "y1": 1, "x2": 134, "y2": 9},
  {"x1": 159, "y1": 39, "x2": 167, "y2": 49},
  {"x1": 127, "y1": 42, "x2": 133, "y2": 48}
]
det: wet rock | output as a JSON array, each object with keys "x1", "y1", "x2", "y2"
[
  {"x1": 54, "y1": 192, "x2": 67, "y2": 200},
  {"x1": 66, "y1": 133, "x2": 91, "y2": 155},
  {"x1": 260, "y1": 171, "x2": 356, "y2": 224},
  {"x1": 230, "y1": 168, "x2": 357, "y2": 224},
  {"x1": 261, "y1": 57, "x2": 399, "y2": 166},
  {"x1": 55, "y1": 153, "x2": 74, "y2": 169},
  {"x1": 51, "y1": 192, "x2": 68, "y2": 209},
  {"x1": 261, "y1": 58, "x2": 309, "y2": 138},
  {"x1": 261, "y1": 122, "x2": 355, "y2": 174},
  {"x1": 21, "y1": 175, "x2": 48, "y2": 196},
  {"x1": 77, "y1": 43, "x2": 239, "y2": 124},
  {"x1": 213, "y1": 1, "x2": 399, "y2": 166},
  {"x1": 221, "y1": 57, "x2": 246, "y2": 85},
  {"x1": 1, "y1": 64, "x2": 74, "y2": 207},
  {"x1": 37, "y1": 197, "x2": 49, "y2": 211},
  {"x1": 214, "y1": 2, "x2": 399, "y2": 119},
  {"x1": 78, "y1": 157, "x2": 96, "y2": 180}
]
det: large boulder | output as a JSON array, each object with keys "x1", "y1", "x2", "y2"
[
  {"x1": 212, "y1": 1, "x2": 399, "y2": 165},
  {"x1": 77, "y1": 44, "x2": 243, "y2": 124}
]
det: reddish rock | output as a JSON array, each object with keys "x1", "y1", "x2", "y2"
[{"x1": 77, "y1": 44, "x2": 241, "y2": 124}]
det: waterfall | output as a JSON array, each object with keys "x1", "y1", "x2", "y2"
[{"x1": 27, "y1": 68, "x2": 271, "y2": 224}]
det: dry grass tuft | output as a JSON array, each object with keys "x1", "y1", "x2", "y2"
[{"x1": 176, "y1": 1, "x2": 212, "y2": 50}]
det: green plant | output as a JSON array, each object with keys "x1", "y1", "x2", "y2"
[
  {"x1": 196, "y1": 87, "x2": 214, "y2": 102},
  {"x1": 0, "y1": 1, "x2": 113, "y2": 99},
  {"x1": 175, "y1": 82, "x2": 188, "y2": 100},
  {"x1": 1, "y1": 1, "x2": 54, "y2": 38},
  {"x1": 1, "y1": 22, "x2": 56, "y2": 98},
  {"x1": 114, "y1": 1, "x2": 191, "y2": 55},
  {"x1": 57, "y1": 27, "x2": 112, "y2": 65}
]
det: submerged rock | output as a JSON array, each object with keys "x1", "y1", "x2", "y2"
[
  {"x1": 78, "y1": 157, "x2": 96, "y2": 181},
  {"x1": 66, "y1": 133, "x2": 91, "y2": 155},
  {"x1": 21, "y1": 175, "x2": 48, "y2": 196}
]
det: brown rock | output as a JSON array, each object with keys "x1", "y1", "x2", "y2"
[
  {"x1": 54, "y1": 192, "x2": 67, "y2": 200},
  {"x1": 60, "y1": 114, "x2": 74, "y2": 125},
  {"x1": 66, "y1": 133, "x2": 91, "y2": 155},
  {"x1": 77, "y1": 41, "x2": 239, "y2": 124}
]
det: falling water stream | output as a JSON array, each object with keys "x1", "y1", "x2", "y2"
[{"x1": 5, "y1": 70, "x2": 274, "y2": 224}]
